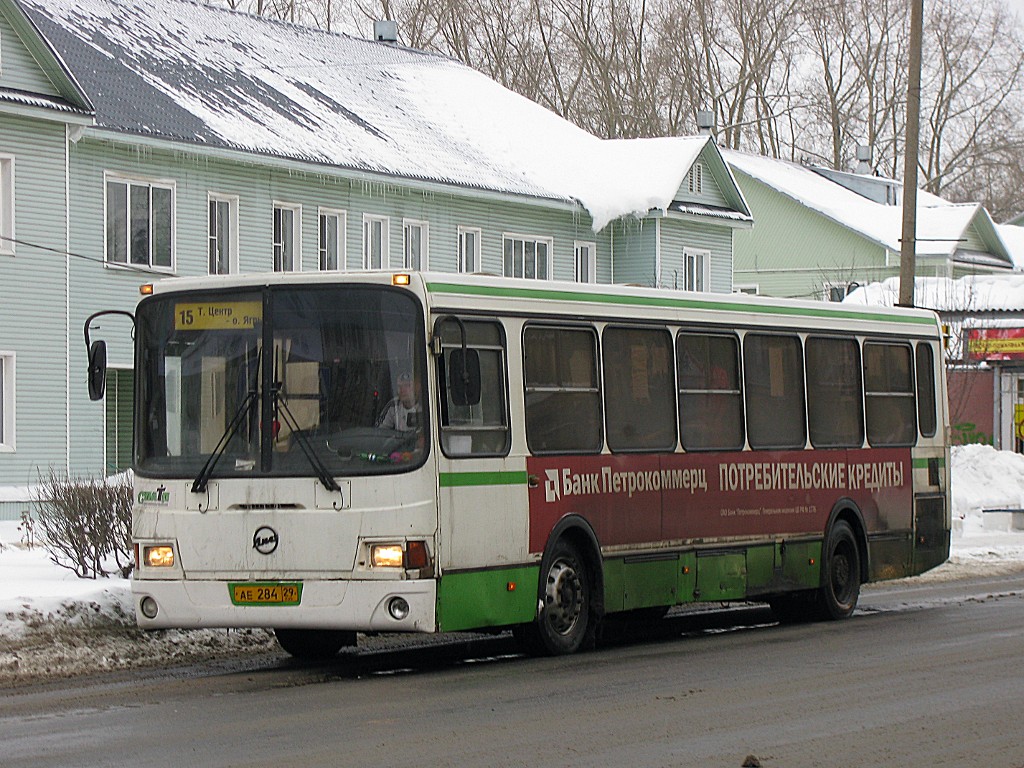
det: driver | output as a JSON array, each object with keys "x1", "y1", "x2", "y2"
[{"x1": 376, "y1": 371, "x2": 421, "y2": 431}]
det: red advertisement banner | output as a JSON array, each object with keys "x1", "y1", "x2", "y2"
[{"x1": 527, "y1": 448, "x2": 912, "y2": 553}]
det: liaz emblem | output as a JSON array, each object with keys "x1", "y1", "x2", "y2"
[{"x1": 252, "y1": 526, "x2": 279, "y2": 555}]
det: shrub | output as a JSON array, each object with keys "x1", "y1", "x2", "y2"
[{"x1": 32, "y1": 470, "x2": 134, "y2": 579}]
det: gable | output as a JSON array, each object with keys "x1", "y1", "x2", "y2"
[
  {"x1": 0, "y1": 6, "x2": 59, "y2": 97},
  {"x1": 670, "y1": 142, "x2": 750, "y2": 218}
]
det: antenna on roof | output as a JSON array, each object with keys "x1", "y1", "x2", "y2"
[{"x1": 374, "y1": 20, "x2": 398, "y2": 43}]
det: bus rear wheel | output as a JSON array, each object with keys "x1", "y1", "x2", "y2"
[
  {"x1": 517, "y1": 539, "x2": 592, "y2": 655},
  {"x1": 274, "y1": 628, "x2": 356, "y2": 660},
  {"x1": 816, "y1": 520, "x2": 861, "y2": 620}
]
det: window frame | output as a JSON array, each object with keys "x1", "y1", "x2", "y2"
[
  {"x1": 273, "y1": 202, "x2": 302, "y2": 272},
  {"x1": 676, "y1": 330, "x2": 745, "y2": 452},
  {"x1": 743, "y1": 332, "x2": 807, "y2": 450},
  {"x1": 683, "y1": 248, "x2": 711, "y2": 292},
  {"x1": 575, "y1": 241, "x2": 597, "y2": 283},
  {"x1": 688, "y1": 162, "x2": 703, "y2": 194},
  {"x1": 458, "y1": 226, "x2": 482, "y2": 273},
  {"x1": 805, "y1": 335, "x2": 864, "y2": 449},
  {"x1": 602, "y1": 325, "x2": 677, "y2": 453},
  {"x1": 104, "y1": 172, "x2": 176, "y2": 271},
  {"x1": 435, "y1": 316, "x2": 511, "y2": 458},
  {"x1": 208, "y1": 193, "x2": 238, "y2": 275},
  {"x1": 0, "y1": 351, "x2": 14, "y2": 452},
  {"x1": 503, "y1": 233, "x2": 553, "y2": 280},
  {"x1": 0, "y1": 154, "x2": 14, "y2": 256},
  {"x1": 916, "y1": 342, "x2": 938, "y2": 438},
  {"x1": 318, "y1": 207, "x2": 347, "y2": 271},
  {"x1": 523, "y1": 324, "x2": 603, "y2": 455},
  {"x1": 403, "y1": 219, "x2": 429, "y2": 271},
  {"x1": 863, "y1": 340, "x2": 918, "y2": 447},
  {"x1": 363, "y1": 214, "x2": 390, "y2": 270}
]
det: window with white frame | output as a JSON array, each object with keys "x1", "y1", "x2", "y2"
[
  {"x1": 687, "y1": 162, "x2": 703, "y2": 195},
  {"x1": 503, "y1": 234, "x2": 552, "y2": 280},
  {"x1": 458, "y1": 226, "x2": 481, "y2": 273},
  {"x1": 208, "y1": 194, "x2": 238, "y2": 275},
  {"x1": 0, "y1": 155, "x2": 14, "y2": 256},
  {"x1": 575, "y1": 241, "x2": 596, "y2": 283},
  {"x1": 319, "y1": 208, "x2": 346, "y2": 270},
  {"x1": 273, "y1": 203, "x2": 301, "y2": 272},
  {"x1": 105, "y1": 176, "x2": 174, "y2": 269},
  {"x1": 403, "y1": 219, "x2": 428, "y2": 270},
  {"x1": 683, "y1": 248, "x2": 710, "y2": 292},
  {"x1": 0, "y1": 352, "x2": 13, "y2": 451},
  {"x1": 363, "y1": 214, "x2": 389, "y2": 269}
]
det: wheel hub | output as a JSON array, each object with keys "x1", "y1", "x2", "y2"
[{"x1": 544, "y1": 559, "x2": 583, "y2": 636}]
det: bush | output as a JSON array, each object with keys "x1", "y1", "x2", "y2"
[{"x1": 32, "y1": 470, "x2": 134, "y2": 579}]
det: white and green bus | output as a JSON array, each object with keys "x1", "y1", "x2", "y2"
[{"x1": 105, "y1": 271, "x2": 950, "y2": 658}]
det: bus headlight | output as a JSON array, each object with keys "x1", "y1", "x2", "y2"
[
  {"x1": 144, "y1": 545, "x2": 175, "y2": 568},
  {"x1": 370, "y1": 544, "x2": 404, "y2": 568}
]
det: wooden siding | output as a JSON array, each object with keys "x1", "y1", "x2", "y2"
[
  {"x1": 672, "y1": 156, "x2": 731, "y2": 209},
  {"x1": 732, "y1": 171, "x2": 890, "y2": 300},
  {"x1": 659, "y1": 217, "x2": 733, "y2": 293},
  {"x1": 0, "y1": 9, "x2": 60, "y2": 97},
  {"x1": 610, "y1": 217, "x2": 657, "y2": 286},
  {"x1": 0, "y1": 114, "x2": 68, "y2": 484}
]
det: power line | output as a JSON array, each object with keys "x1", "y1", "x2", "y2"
[{"x1": 0, "y1": 234, "x2": 170, "y2": 276}]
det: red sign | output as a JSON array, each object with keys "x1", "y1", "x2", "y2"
[
  {"x1": 527, "y1": 448, "x2": 912, "y2": 554},
  {"x1": 967, "y1": 328, "x2": 1024, "y2": 361}
]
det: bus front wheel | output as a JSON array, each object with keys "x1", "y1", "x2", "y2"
[
  {"x1": 517, "y1": 539, "x2": 592, "y2": 655},
  {"x1": 274, "y1": 628, "x2": 356, "y2": 660},
  {"x1": 816, "y1": 520, "x2": 861, "y2": 620}
]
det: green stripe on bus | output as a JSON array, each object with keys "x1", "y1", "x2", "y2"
[
  {"x1": 912, "y1": 457, "x2": 945, "y2": 469},
  {"x1": 425, "y1": 281, "x2": 936, "y2": 325},
  {"x1": 438, "y1": 566, "x2": 539, "y2": 631},
  {"x1": 439, "y1": 470, "x2": 529, "y2": 488}
]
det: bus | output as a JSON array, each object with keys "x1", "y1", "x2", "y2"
[{"x1": 100, "y1": 270, "x2": 950, "y2": 658}]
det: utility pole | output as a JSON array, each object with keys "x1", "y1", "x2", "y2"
[{"x1": 898, "y1": 0, "x2": 924, "y2": 307}]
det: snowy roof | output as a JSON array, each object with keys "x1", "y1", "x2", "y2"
[
  {"x1": 13, "y1": 0, "x2": 741, "y2": 232},
  {"x1": 723, "y1": 149, "x2": 1012, "y2": 266},
  {"x1": 845, "y1": 275, "x2": 1024, "y2": 313}
]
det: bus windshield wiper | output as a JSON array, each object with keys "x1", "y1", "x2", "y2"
[
  {"x1": 273, "y1": 385, "x2": 342, "y2": 493},
  {"x1": 192, "y1": 389, "x2": 258, "y2": 494}
]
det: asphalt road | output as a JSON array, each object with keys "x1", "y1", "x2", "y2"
[{"x1": 3, "y1": 572, "x2": 1024, "y2": 768}]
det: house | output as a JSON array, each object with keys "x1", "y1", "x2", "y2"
[
  {"x1": 724, "y1": 149, "x2": 1014, "y2": 301},
  {"x1": 0, "y1": 0, "x2": 751, "y2": 486}
]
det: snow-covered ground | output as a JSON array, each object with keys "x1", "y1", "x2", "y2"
[{"x1": 3, "y1": 444, "x2": 1024, "y2": 685}]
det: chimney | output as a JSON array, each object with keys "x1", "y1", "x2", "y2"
[
  {"x1": 373, "y1": 19, "x2": 398, "y2": 43},
  {"x1": 855, "y1": 144, "x2": 872, "y2": 175},
  {"x1": 696, "y1": 110, "x2": 715, "y2": 138}
]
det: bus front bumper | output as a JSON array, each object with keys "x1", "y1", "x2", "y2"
[{"x1": 131, "y1": 577, "x2": 437, "y2": 633}]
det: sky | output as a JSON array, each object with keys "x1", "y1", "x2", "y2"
[{"x1": 2, "y1": 443, "x2": 1024, "y2": 679}]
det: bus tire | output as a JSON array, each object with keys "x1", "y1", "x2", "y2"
[
  {"x1": 519, "y1": 538, "x2": 592, "y2": 656},
  {"x1": 816, "y1": 520, "x2": 861, "y2": 620},
  {"x1": 274, "y1": 628, "x2": 356, "y2": 660}
]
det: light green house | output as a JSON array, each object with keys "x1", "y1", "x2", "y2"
[
  {"x1": 725, "y1": 149, "x2": 1014, "y2": 301},
  {"x1": 0, "y1": 0, "x2": 751, "y2": 486}
]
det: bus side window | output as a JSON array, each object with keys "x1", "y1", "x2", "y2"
[
  {"x1": 676, "y1": 332, "x2": 744, "y2": 451},
  {"x1": 916, "y1": 343, "x2": 937, "y2": 438},
  {"x1": 524, "y1": 326, "x2": 603, "y2": 454},
  {"x1": 806, "y1": 336, "x2": 864, "y2": 448},
  {"x1": 603, "y1": 326, "x2": 676, "y2": 452},
  {"x1": 437, "y1": 319, "x2": 510, "y2": 457},
  {"x1": 744, "y1": 333, "x2": 806, "y2": 450},
  {"x1": 864, "y1": 341, "x2": 917, "y2": 446}
]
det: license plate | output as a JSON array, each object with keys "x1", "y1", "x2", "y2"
[{"x1": 229, "y1": 582, "x2": 302, "y2": 606}]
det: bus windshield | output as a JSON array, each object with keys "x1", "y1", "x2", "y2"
[{"x1": 135, "y1": 285, "x2": 428, "y2": 478}]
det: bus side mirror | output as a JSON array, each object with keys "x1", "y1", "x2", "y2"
[
  {"x1": 449, "y1": 348, "x2": 481, "y2": 406},
  {"x1": 88, "y1": 340, "x2": 108, "y2": 401}
]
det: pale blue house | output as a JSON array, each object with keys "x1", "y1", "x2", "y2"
[{"x1": 0, "y1": 0, "x2": 751, "y2": 485}]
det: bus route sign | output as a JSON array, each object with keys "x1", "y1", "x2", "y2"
[{"x1": 174, "y1": 301, "x2": 263, "y2": 331}]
